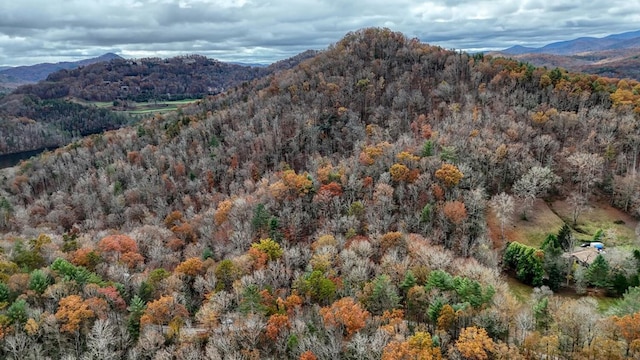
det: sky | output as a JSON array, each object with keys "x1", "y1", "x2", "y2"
[{"x1": 1, "y1": 0, "x2": 640, "y2": 67}]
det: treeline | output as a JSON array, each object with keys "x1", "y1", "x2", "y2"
[{"x1": 0, "y1": 28, "x2": 639, "y2": 358}]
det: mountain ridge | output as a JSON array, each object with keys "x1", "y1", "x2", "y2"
[
  {"x1": 500, "y1": 29, "x2": 640, "y2": 55},
  {"x1": 494, "y1": 29, "x2": 640, "y2": 80},
  {"x1": 0, "y1": 53, "x2": 123, "y2": 85}
]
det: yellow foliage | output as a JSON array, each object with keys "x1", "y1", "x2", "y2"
[
  {"x1": 397, "y1": 151, "x2": 420, "y2": 164},
  {"x1": 312, "y1": 234, "x2": 337, "y2": 251},
  {"x1": 382, "y1": 331, "x2": 442, "y2": 360},
  {"x1": 359, "y1": 142, "x2": 391, "y2": 165},
  {"x1": 435, "y1": 163, "x2": 463, "y2": 188},
  {"x1": 390, "y1": 163, "x2": 411, "y2": 182},
  {"x1": 611, "y1": 87, "x2": 636, "y2": 107},
  {"x1": 24, "y1": 318, "x2": 39, "y2": 336},
  {"x1": 175, "y1": 257, "x2": 204, "y2": 277},
  {"x1": 214, "y1": 199, "x2": 233, "y2": 225},
  {"x1": 309, "y1": 252, "x2": 334, "y2": 273},
  {"x1": 250, "y1": 238, "x2": 283, "y2": 261},
  {"x1": 281, "y1": 170, "x2": 314, "y2": 195}
]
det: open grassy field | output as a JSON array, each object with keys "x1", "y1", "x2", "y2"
[
  {"x1": 488, "y1": 199, "x2": 566, "y2": 248},
  {"x1": 489, "y1": 198, "x2": 638, "y2": 248},
  {"x1": 550, "y1": 199, "x2": 638, "y2": 246},
  {"x1": 73, "y1": 98, "x2": 201, "y2": 115},
  {"x1": 504, "y1": 274, "x2": 618, "y2": 312}
]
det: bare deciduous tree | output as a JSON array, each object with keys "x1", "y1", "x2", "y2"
[
  {"x1": 489, "y1": 192, "x2": 514, "y2": 240},
  {"x1": 513, "y1": 166, "x2": 559, "y2": 219}
]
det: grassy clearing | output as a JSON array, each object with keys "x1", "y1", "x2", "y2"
[
  {"x1": 79, "y1": 98, "x2": 201, "y2": 115},
  {"x1": 506, "y1": 199, "x2": 566, "y2": 247},
  {"x1": 504, "y1": 276, "x2": 534, "y2": 302},
  {"x1": 504, "y1": 275, "x2": 618, "y2": 312},
  {"x1": 550, "y1": 200, "x2": 638, "y2": 246},
  {"x1": 500, "y1": 198, "x2": 638, "y2": 248},
  {"x1": 500, "y1": 198, "x2": 635, "y2": 313}
]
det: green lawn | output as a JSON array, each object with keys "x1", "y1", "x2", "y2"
[
  {"x1": 82, "y1": 98, "x2": 201, "y2": 116},
  {"x1": 504, "y1": 276, "x2": 618, "y2": 313}
]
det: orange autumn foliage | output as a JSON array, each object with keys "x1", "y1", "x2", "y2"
[
  {"x1": 455, "y1": 326, "x2": 495, "y2": 360},
  {"x1": 140, "y1": 295, "x2": 189, "y2": 327},
  {"x1": 97, "y1": 234, "x2": 144, "y2": 269},
  {"x1": 283, "y1": 293, "x2": 303, "y2": 315},
  {"x1": 318, "y1": 182, "x2": 343, "y2": 197},
  {"x1": 281, "y1": 169, "x2": 314, "y2": 195},
  {"x1": 247, "y1": 247, "x2": 269, "y2": 270},
  {"x1": 319, "y1": 297, "x2": 369, "y2": 339},
  {"x1": 299, "y1": 351, "x2": 318, "y2": 360},
  {"x1": 55, "y1": 295, "x2": 95, "y2": 334},
  {"x1": 266, "y1": 313, "x2": 290, "y2": 340},
  {"x1": 70, "y1": 248, "x2": 100, "y2": 269},
  {"x1": 175, "y1": 257, "x2": 205, "y2": 277},
  {"x1": 614, "y1": 312, "x2": 640, "y2": 345},
  {"x1": 214, "y1": 199, "x2": 233, "y2": 225}
]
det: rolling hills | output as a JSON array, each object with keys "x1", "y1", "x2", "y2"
[
  {"x1": 0, "y1": 50, "x2": 318, "y2": 155},
  {"x1": 493, "y1": 29, "x2": 640, "y2": 80},
  {"x1": 0, "y1": 28, "x2": 639, "y2": 359}
]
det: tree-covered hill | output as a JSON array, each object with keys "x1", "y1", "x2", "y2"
[
  {"x1": 0, "y1": 94, "x2": 130, "y2": 155},
  {"x1": 13, "y1": 51, "x2": 319, "y2": 103},
  {"x1": 0, "y1": 51, "x2": 318, "y2": 155},
  {"x1": 0, "y1": 28, "x2": 639, "y2": 359}
]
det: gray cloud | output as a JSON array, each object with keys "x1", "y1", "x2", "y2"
[{"x1": 1, "y1": 0, "x2": 639, "y2": 66}]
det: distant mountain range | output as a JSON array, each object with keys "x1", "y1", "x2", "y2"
[
  {"x1": 0, "y1": 53, "x2": 123, "y2": 87},
  {"x1": 492, "y1": 30, "x2": 640, "y2": 80},
  {"x1": 500, "y1": 30, "x2": 640, "y2": 55}
]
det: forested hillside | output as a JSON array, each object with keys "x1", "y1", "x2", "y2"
[
  {"x1": 0, "y1": 95, "x2": 130, "y2": 155},
  {"x1": 13, "y1": 51, "x2": 319, "y2": 102},
  {"x1": 0, "y1": 53, "x2": 123, "y2": 86},
  {"x1": 0, "y1": 28, "x2": 640, "y2": 359},
  {"x1": 0, "y1": 51, "x2": 318, "y2": 155}
]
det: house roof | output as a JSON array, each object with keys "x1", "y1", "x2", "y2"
[{"x1": 563, "y1": 247, "x2": 600, "y2": 265}]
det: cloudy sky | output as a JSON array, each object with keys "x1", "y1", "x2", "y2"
[{"x1": 1, "y1": 0, "x2": 640, "y2": 67}]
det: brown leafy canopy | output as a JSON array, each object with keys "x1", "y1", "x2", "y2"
[{"x1": 443, "y1": 201, "x2": 467, "y2": 225}]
